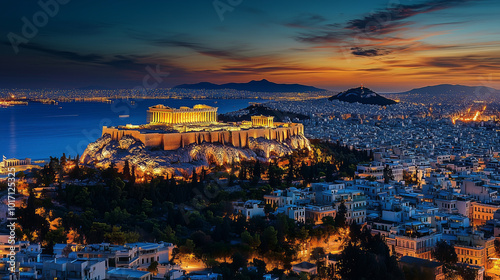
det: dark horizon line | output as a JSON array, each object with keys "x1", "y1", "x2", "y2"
[{"x1": 0, "y1": 82, "x2": 498, "y2": 94}]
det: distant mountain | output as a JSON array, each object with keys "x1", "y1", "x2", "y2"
[
  {"x1": 219, "y1": 104, "x2": 309, "y2": 123},
  {"x1": 329, "y1": 86, "x2": 397, "y2": 106},
  {"x1": 395, "y1": 84, "x2": 498, "y2": 96},
  {"x1": 173, "y1": 79, "x2": 326, "y2": 92}
]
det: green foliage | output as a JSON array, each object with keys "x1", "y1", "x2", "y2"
[
  {"x1": 252, "y1": 161, "x2": 262, "y2": 185},
  {"x1": 147, "y1": 261, "x2": 158, "y2": 275},
  {"x1": 432, "y1": 240, "x2": 458, "y2": 265},
  {"x1": 402, "y1": 266, "x2": 434, "y2": 280},
  {"x1": 335, "y1": 202, "x2": 347, "y2": 228},
  {"x1": 260, "y1": 226, "x2": 278, "y2": 252},
  {"x1": 44, "y1": 227, "x2": 67, "y2": 254},
  {"x1": 383, "y1": 165, "x2": 394, "y2": 184},
  {"x1": 336, "y1": 237, "x2": 403, "y2": 280}
]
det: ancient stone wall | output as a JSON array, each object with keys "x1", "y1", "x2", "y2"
[{"x1": 102, "y1": 123, "x2": 304, "y2": 151}]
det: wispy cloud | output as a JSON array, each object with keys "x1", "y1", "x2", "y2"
[{"x1": 290, "y1": 0, "x2": 480, "y2": 57}]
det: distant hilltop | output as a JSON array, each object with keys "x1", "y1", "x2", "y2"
[
  {"x1": 173, "y1": 79, "x2": 327, "y2": 93},
  {"x1": 394, "y1": 84, "x2": 498, "y2": 96},
  {"x1": 329, "y1": 86, "x2": 397, "y2": 106}
]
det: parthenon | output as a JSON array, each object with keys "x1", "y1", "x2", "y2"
[
  {"x1": 1, "y1": 158, "x2": 31, "y2": 168},
  {"x1": 147, "y1": 104, "x2": 217, "y2": 125},
  {"x1": 251, "y1": 115, "x2": 274, "y2": 127}
]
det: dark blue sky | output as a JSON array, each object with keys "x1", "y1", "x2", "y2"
[{"x1": 1, "y1": 0, "x2": 499, "y2": 91}]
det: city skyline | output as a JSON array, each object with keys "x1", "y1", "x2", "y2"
[{"x1": 1, "y1": 0, "x2": 500, "y2": 91}]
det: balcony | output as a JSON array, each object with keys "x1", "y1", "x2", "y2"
[
  {"x1": 352, "y1": 196, "x2": 366, "y2": 202},
  {"x1": 353, "y1": 206, "x2": 366, "y2": 211}
]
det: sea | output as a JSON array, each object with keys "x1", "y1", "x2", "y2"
[{"x1": 0, "y1": 98, "x2": 260, "y2": 161}]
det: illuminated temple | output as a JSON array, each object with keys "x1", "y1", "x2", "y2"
[
  {"x1": 102, "y1": 104, "x2": 304, "y2": 151},
  {"x1": 147, "y1": 104, "x2": 218, "y2": 125}
]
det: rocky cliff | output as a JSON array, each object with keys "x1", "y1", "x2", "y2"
[{"x1": 80, "y1": 133, "x2": 310, "y2": 178}]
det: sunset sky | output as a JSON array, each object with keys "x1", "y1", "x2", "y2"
[{"x1": 1, "y1": 0, "x2": 499, "y2": 92}]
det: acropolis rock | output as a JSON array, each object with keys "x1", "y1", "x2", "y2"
[{"x1": 80, "y1": 133, "x2": 311, "y2": 178}]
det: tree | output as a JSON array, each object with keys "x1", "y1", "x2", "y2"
[
  {"x1": 179, "y1": 239, "x2": 195, "y2": 255},
  {"x1": 335, "y1": 202, "x2": 347, "y2": 228},
  {"x1": 311, "y1": 247, "x2": 325, "y2": 264},
  {"x1": 60, "y1": 153, "x2": 67, "y2": 168},
  {"x1": 260, "y1": 226, "x2": 278, "y2": 252},
  {"x1": 455, "y1": 264, "x2": 478, "y2": 280},
  {"x1": 495, "y1": 239, "x2": 500, "y2": 255},
  {"x1": 264, "y1": 203, "x2": 275, "y2": 216},
  {"x1": 241, "y1": 231, "x2": 260, "y2": 250},
  {"x1": 70, "y1": 155, "x2": 81, "y2": 179},
  {"x1": 286, "y1": 156, "x2": 295, "y2": 185},
  {"x1": 130, "y1": 165, "x2": 136, "y2": 184},
  {"x1": 147, "y1": 261, "x2": 159, "y2": 275},
  {"x1": 123, "y1": 160, "x2": 131, "y2": 181},
  {"x1": 252, "y1": 161, "x2": 261, "y2": 184},
  {"x1": 44, "y1": 227, "x2": 67, "y2": 255},
  {"x1": 231, "y1": 252, "x2": 248, "y2": 270},
  {"x1": 336, "y1": 238, "x2": 403, "y2": 280},
  {"x1": 383, "y1": 165, "x2": 394, "y2": 184},
  {"x1": 268, "y1": 161, "x2": 282, "y2": 188},
  {"x1": 321, "y1": 216, "x2": 335, "y2": 227},
  {"x1": 104, "y1": 226, "x2": 127, "y2": 245},
  {"x1": 432, "y1": 240, "x2": 458, "y2": 265}
]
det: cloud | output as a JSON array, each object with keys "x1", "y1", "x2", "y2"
[
  {"x1": 289, "y1": 0, "x2": 479, "y2": 58},
  {"x1": 0, "y1": 41, "x2": 184, "y2": 76},
  {"x1": 350, "y1": 47, "x2": 390, "y2": 57},
  {"x1": 2, "y1": 42, "x2": 104, "y2": 63},
  {"x1": 345, "y1": 0, "x2": 474, "y2": 34},
  {"x1": 152, "y1": 38, "x2": 250, "y2": 61}
]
